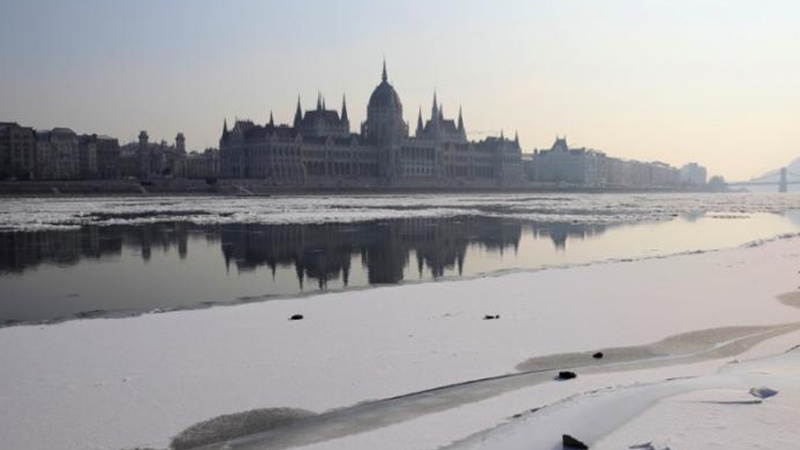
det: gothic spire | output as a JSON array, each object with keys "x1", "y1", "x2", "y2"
[
  {"x1": 293, "y1": 96, "x2": 302, "y2": 128},
  {"x1": 382, "y1": 59, "x2": 388, "y2": 82},
  {"x1": 514, "y1": 130, "x2": 519, "y2": 145},
  {"x1": 223, "y1": 118, "x2": 228, "y2": 135},
  {"x1": 500, "y1": 129, "x2": 504, "y2": 140},
  {"x1": 431, "y1": 90, "x2": 438, "y2": 120},
  {"x1": 439, "y1": 103, "x2": 444, "y2": 121},
  {"x1": 341, "y1": 94, "x2": 349, "y2": 123},
  {"x1": 268, "y1": 111, "x2": 274, "y2": 127},
  {"x1": 316, "y1": 92, "x2": 322, "y2": 111},
  {"x1": 457, "y1": 106, "x2": 464, "y2": 133},
  {"x1": 416, "y1": 107, "x2": 424, "y2": 136}
]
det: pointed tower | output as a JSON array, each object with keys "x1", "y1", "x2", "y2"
[
  {"x1": 316, "y1": 92, "x2": 322, "y2": 111},
  {"x1": 439, "y1": 103, "x2": 444, "y2": 122},
  {"x1": 322, "y1": 95, "x2": 326, "y2": 111},
  {"x1": 416, "y1": 107, "x2": 424, "y2": 137},
  {"x1": 293, "y1": 96, "x2": 303, "y2": 128},
  {"x1": 341, "y1": 94, "x2": 349, "y2": 130},
  {"x1": 514, "y1": 130, "x2": 520, "y2": 148},
  {"x1": 500, "y1": 129, "x2": 504, "y2": 140},
  {"x1": 457, "y1": 106, "x2": 464, "y2": 134},
  {"x1": 268, "y1": 111, "x2": 274, "y2": 127},
  {"x1": 364, "y1": 58, "x2": 407, "y2": 148},
  {"x1": 222, "y1": 118, "x2": 228, "y2": 136},
  {"x1": 175, "y1": 132, "x2": 186, "y2": 153},
  {"x1": 431, "y1": 91, "x2": 439, "y2": 124}
]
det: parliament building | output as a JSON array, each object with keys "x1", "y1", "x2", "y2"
[{"x1": 220, "y1": 63, "x2": 525, "y2": 187}]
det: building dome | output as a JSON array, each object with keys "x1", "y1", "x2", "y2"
[
  {"x1": 368, "y1": 78, "x2": 403, "y2": 112},
  {"x1": 363, "y1": 61, "x2": 408, "y2": 146}
]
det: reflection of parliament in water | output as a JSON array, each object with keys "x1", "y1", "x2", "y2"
[
  {"x1": 0, "y1": 219, "x2": 612, "y2": 288},
  {"x1": 219, "y1": 217, "x2": 525, "y2": 288}
]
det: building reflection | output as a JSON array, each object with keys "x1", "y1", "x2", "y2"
[
  {"x1": 532, "y1": 221, "x2": 609, "y2": 250},
  {"x1": 0, "y1": 222, "x2": 219, "y2": 274},
  {"x1": 0, "y1": 217, "x2": 612, "y2": 289}
]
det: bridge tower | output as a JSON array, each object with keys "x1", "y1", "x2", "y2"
[{"x1": 779, "y1": 167, "x2": 788, "y2": 193}]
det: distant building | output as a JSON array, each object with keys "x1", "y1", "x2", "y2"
[
  {"x1": 527, "y1": 137, "x2": 684, "y2": 188},
  {"x1": 35, "y1": 128, "x2": 81, "y2": 180},
  {"x1": 119, "y1": 131, "x2": 187, "y2": 179},
  {"x1": 529, "y1": 137, "x2": 608, "y2": 186},
  {"x1": 220, "y1": 62, "x2": 525, "y2": 188},
  {"x1": 186, "y1": 148, "x2": 220, "y2": 179},
  {"x1": 95, "y1": 135, "x2": 121, "y2": 179},
  {"x1": 679, "y1": 162, "x2": 707, "y2": 187},
  {"x1": 77, "y1": 135, "x2": 98, "y2": 179},
  {"x1": 0, "y1": 122, "x2": 37, "y2": 180}
]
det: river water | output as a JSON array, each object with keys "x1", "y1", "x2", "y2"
[{"x1": 1, "y1": 193, "x2": 799, "y2": 325}]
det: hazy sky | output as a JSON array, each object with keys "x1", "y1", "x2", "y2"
[{"x1": 1, "y1": 0, "x2": 799, "y2": 180}]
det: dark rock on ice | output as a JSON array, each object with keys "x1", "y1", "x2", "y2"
[
  {"x1": 557, "y1": 371, "x2": 577, "y2": 380},
  {"x1": 749, "y1": 386, "x2": 778, "y2": 399},
  {"x1": 483, "y1": 314, "x2": 500, "y2": 320},
  {"x1": 562, "y1": 433, "x2": 589, "y2": 449},
  {"x1": 592, "y1": 352, "x2": 604, "y2": 359},
  {"x1": 289, "y1": 314, "x2": 304, "y2": 321}
]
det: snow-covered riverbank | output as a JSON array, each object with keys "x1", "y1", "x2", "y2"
[{"x1": 1, "y1": 235, "x2": 799, "y2": 449}]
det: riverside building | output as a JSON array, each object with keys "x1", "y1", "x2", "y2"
[{"x1": 220, "y1": 63, "x2": 526, "y2": 188}]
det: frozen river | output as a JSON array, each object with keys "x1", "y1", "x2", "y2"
[{"x1": 1, "y1": 192, "x2": 800, "y2": 325}]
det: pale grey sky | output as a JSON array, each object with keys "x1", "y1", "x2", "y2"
[{"x1": 1, "y1": 0, "x2": 799, "y2": 180}]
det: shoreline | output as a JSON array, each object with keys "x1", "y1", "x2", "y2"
[
  {"x1": 4, "y1": 232, "x2": 797, "y2": 329},
  {"x1": 0, "y1": 179, "x2": 711, "y2": 197}
]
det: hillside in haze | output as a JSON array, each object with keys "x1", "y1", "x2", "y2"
[
  {"x1": 737, "y1": 155, "x2": 800, "y2": 193},
  {"x1": 752, "y1": 155, "x2": 800, "y2": 181}
]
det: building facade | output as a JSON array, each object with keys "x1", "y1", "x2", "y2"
[
  {"x1": 119, "y1": 131, "x2": 187, "y2": 179},
  {"x1": 0, "y1": 122, "x2": 37, "y2": 180},
  {"x1": 679, "y1": 162, "x2": 708, "y2": 187},
  {"x1": 186, "y1": 148, "x2": 220, "y2": 179},
  {"x1": 529, "y1": 137, "x2": 608, "y2": 186},
  {"x1": 94, "y1": 135, "x2": 121, "y2": 180},
  {"x1": 35, "y1": 128, "x2": 81, "y2": 180},
  {"x1": 220, "y1": 63, "x2": 525, "y2": 188},
  {"x1": 527, "y1": 137, "x2": 690, "y2": 189}
]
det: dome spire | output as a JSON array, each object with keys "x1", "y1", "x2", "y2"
[
  {"x1": 268, "y1": 111, "x2": 274, "y2": 127},
  {"x1": 382, "y1": 58, "x2": 388, "y2": 82}
]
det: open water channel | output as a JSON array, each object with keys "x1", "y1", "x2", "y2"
[{"x1": 1, "y1": 192, "x2": 799, "y2": 325}]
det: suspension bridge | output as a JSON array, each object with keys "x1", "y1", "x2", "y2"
[{"x1": 728, "y1": 167, "x2": 800, "y2": 193}]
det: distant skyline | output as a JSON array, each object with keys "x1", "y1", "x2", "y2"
[{"x1": 1, "y1": 0, "x2": 799, "y2": 180}]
